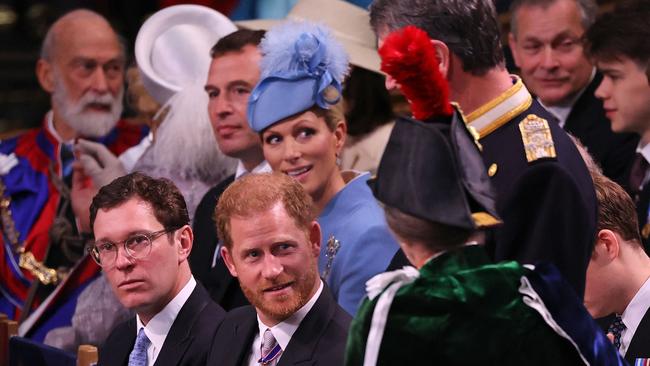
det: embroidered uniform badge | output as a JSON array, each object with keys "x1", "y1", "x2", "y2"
[{"x1": 519, "y1": 114, "x2": 557, "y2": 163}]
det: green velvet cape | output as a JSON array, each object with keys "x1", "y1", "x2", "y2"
[{"x1": 345, "y1": 245, "x2": 584, "y2": 365}]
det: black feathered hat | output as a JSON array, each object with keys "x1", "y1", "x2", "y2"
[{"x1": 369, "y1": 109, "x2": 501, "y2": 230}]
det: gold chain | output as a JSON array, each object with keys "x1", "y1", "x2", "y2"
[{"x1": 0, "y1": 180, "x2": 61, "y2": 285}]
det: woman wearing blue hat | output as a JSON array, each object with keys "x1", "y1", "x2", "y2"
[{"x1": 247, "y1": 21, "x2": 400, "y2": 315}]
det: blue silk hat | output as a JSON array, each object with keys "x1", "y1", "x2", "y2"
[{"x1": 247, "y1": 21, "x2": 350, "y2": 132}]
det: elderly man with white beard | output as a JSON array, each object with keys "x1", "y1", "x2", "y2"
[{"x1": 0, "y1": 9, "x2": 145, "y2": 331}]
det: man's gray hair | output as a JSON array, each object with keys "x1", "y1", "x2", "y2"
[
  {"x1": 39, "y1": 9, "x2": 126, "y2": 61},
  {"x1": 369, "y1": 0, "x2": 504, "y2": 76},
  {"x1": 509, "y1": 0, "x2": 598, "y2": 38}
]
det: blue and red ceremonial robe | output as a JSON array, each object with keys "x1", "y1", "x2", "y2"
[{"x1": 0, "y1": 116, "x2": 146, "y2": 324}]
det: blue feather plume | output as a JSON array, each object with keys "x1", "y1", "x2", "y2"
[{"x1": 259, "y1": 21, "x2": 349, "y2": 83}]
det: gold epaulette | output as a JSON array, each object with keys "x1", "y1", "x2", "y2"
[{"x1": 518, "y1": 114, "x2": 557, "y2": 163}]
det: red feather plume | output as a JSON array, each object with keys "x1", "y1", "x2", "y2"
[{"x1": 379, "y1": 26, "x2": 453, "y2": 120}]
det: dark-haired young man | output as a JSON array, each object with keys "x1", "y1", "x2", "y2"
[
  {"x1": 369, "y1": 0, "x2": 597, "y2": 297},
  {"x1": 190, "y1": 29, "x2": 271, "y2": 309},
  {"x1": 91, "y1": 173, "x2": 225, "y2": 366},
  {"x1": 584, "y1": 173, "x2": 650, "y2": 363},
  {"x1": 585, "y1": 1, "x2": 650, "y2": 250}
]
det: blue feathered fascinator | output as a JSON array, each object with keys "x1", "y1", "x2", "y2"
[{"x1": 247, "y1": 21, "x2": 350, "y2": 132}]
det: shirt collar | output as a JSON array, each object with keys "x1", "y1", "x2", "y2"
[
  {"x1": 537, "y1": 69, "x2": 595, "y2": 128},
  {"x1": 636, "y1": 142, "x2": 650, "y2": 165},
  {"x1": 235, "y1": 160, "x2": 272, "y2": 179},
  {"x1": 135, "y1": 276, "x2": 197, "y2": 353},
  {"x1": 538, "y1": 102, "x2": 572, "y2": 129},
  {"x1": 256, "y1": 280, "x2": 323, "y2": 351},
  {"x1": 464, "y1": 75, "x2": 533, "y2": 139},
  {"x1": 620, "y1": 276, "x2": 650, "y2": 355},
  {"x1": 46, "y1": 111, "x2": 74, "y2": 145}
]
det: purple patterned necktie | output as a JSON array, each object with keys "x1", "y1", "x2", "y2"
[
  {"x1": 128, "y1": 328, "x2": 151, "y2": 366},
  {"x1": 259, "y1": 328, "x2": 282, "y2": 365},
  {"x1": 629, "y1": 153, "x2": 649, "y2": 195}
]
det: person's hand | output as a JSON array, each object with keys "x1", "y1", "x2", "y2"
[{"x1": 74, "y1": 139, "x2": 126, "y2": 188}]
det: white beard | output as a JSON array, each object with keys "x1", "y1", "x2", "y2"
[{"x1": 52, "y1": 75, "x2": 124, "y2": 138}]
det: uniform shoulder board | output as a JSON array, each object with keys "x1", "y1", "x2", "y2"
[{"x1": 518, "y1": 114, "x2": 557, "y2": 163}]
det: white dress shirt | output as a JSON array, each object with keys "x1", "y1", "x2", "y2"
[
  {"x1": 620, "y1": 277, "x2": 650, "y2": 356},
  {"x1": 235, "y1": 160, "x2": 272, "y2": 179},
  {"x1": 135, "y1": 276, "x2": 197, "y2": 366},
  {"x1": 246, "y1": 280, "x2": 324, "y2": 366},
  {"x1": 537, "y1": 68, "x2": 596, "y2": 128}
]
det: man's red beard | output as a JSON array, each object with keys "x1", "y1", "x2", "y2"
[{"x1": 240, "y1": 262, "x2": 318, "y2": 323}]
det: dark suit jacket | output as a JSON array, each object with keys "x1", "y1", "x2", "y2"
[
  {"x1": 189, "y1": 174, "x2": 249, "y2": 310},
  {"x1": 97, "y1": 283, "x2": 225, "y2": 366},
  {"x1": 482, "y1": 100, "x2": 597, "y2": 298},
  {"x1": 626, "y1": 308, "x2": 650, "y2": 363},
  {"x1": 635, "y1": 184, "x2": 650, "y2": 253},
  {"x1": 207, "y1": 283, "x2": 352, "y2": 366},
  {"x1": 563, "y1": 73, "x2": 638, "y2": 186}
]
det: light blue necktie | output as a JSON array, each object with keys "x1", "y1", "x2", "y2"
[{"x1": 129, "y1": 328, "x2": 151, "y2": 366}]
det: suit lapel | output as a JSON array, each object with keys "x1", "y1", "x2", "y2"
[
  {"x1": 563, "y1": 74, "x2": 601, "y2": 135},
  {"x1": 227, "y1": 309, "x2": 258, "y2": 366},
  {"x1": 104, "y1": 319, "x2": 136, "y2": 366},
  {"x1": 153, "y1": 285, "x2": 210, "y2": 366},
  {"x1": 276, "y1": 285, "x2": 336, "y2": 366},
  {"x1": 625, "y1": 308, "x2": 650, "y2": 363}
]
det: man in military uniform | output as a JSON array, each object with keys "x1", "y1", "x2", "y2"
[
  {"x1": 344, "y1": 86, "x2": 623, "y2": 366},
  {"x1": 369, "y1": 0, "x2": 596, "y2": 297}
]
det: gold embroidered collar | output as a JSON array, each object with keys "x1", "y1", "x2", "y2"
[{"x1": 464, "y1": 76, "x2": 533, "y2": 139}]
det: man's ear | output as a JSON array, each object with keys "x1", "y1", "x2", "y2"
[
  {"x1": 508, "y1": 33, "x2": 522, "y2": 68},
  {"x1": 333, "y1": 120, "x2": 347, "y2": 156},
  {"x1": 221, "y1": 246, "x2": 238, "y2": 277},
  {"x1": 593, "y1": 229, "x2": 620, "y2": 263},
  {"x1": 431, "y1": 39, "x2": 451, "y2": 78},
  {"x1": 36, "y1": 59, "x2": 55, "y2": 93},
  {"x1": 309, "y1": 221, "x2": 322, "y2": 258},
  {"x1": 176, "y1": 225, "x2": 193, "y2": 262}
]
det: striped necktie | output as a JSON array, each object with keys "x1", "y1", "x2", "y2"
[{"x1": 258, "y1": 328, "x2": 282, "y2": 365}]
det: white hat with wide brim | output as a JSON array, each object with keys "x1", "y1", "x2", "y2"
[
  {"x1": 236, "y1": 0, "x2": 381, "y2": 74},
  {"x1": 135, "y1": 4, "x2": 237, "y2": 105}
]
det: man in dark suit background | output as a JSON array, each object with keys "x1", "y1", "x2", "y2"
[
  {"x1": 584, "y1": 173, "x2": 650, "y2": 364},
  {"x1": 208, "y1": 173, "x2": 351, "y2": 366},
  {"x1": 89, "y1": 172, "x2": 225, "y2": 366},
  {"x1": 190, "y1": 29, "x2": 271, "y2": 310},
  {"x1": 584, "y1": 1, "x2": 650, "y2": 251},
  {"x1": 508, "y1": 0, "x2": 638, "y2": 186}
]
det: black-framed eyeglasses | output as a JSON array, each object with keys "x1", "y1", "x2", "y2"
[{"x1": 87, "y1": 228, "x2": 179, "y2": 267}]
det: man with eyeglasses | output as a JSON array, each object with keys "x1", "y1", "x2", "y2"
[{"x1": 90, "y1": 172, "x2": 225, "y2": 366}]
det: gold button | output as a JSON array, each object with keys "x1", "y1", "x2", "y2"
[{"x1": 488, "y1": 163, "x2": 497, "y2": 177}]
